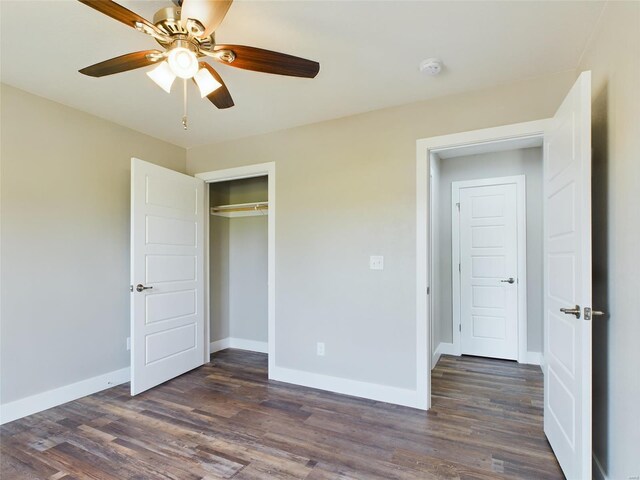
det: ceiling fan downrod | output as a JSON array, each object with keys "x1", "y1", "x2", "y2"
[{"x1": 182, "y1": 79, "x2": 188, "y2": 130}]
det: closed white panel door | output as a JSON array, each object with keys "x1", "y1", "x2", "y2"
[
  {"x1": 543, "y1": 72, "x2": 592, "y2": 479},
  {"x1": 459, "y1": 183, "x2": 519, "y2": 360},
  {"x1": 131, "y1": 158, "x2": 205, "y2": 395}
]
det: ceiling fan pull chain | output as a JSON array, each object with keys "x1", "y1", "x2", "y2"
[{"x1": 182, "y1": 79, "x2": 188, "y2": 130}]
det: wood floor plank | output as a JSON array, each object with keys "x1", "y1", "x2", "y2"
[{"x1": 1, "y1": 351, "x2": 563, "y2": 479}]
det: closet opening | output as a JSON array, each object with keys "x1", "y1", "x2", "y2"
[{"x1": 209, "y1": 175, "x2": 269, "y2": 356}]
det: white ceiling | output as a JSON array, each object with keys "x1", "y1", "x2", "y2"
[{"x1": 0, "y1": 1, "x2": 604, "y2": 148}]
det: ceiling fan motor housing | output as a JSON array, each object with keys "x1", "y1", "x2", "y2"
[{"x1": 152, "y1": 6, "x2": 214, "y2": 51}]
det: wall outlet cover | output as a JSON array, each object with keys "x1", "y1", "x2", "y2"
[
  {"x1": 369, "y1": 255, "x2": 384, "y2": 270},
  {"x1": 316, "y1": 342, "x2": 325, "y2": 356}
]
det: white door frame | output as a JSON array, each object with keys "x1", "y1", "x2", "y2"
[
  {"x1": 451, "y1": 175, "x2": 527, "y2": 362},
  {"x1": 195, "y1": 162, "x2": 276, "y2": 377},
  {"x1": 416, "y1": 119, "x2": 549, "y2": 409}
]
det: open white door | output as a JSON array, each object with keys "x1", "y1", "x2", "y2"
[
  {"x1": 543, "y1": 71, "x2": 592, "y2": 479},
  {"x1": 130, "y1": 158, "x2": 205, "y2": 395}
]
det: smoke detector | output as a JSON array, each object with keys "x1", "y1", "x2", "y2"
[{"x1": 420, "y1": 58, "x2": 443, "y2": 76}]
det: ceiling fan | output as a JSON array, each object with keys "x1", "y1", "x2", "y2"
[{"x1": 77, "y1": 0, "x2": 320, "y2": 126}]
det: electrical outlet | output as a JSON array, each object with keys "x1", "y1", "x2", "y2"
[
  {"x1": 369, "y1": 255, "x2": 384, "y2": 270},
  {"x1": 316, "y1": 342, "x2": 325, "y2": 356},
  {"x1": 126, "y1": 337, "x2": 131, "y2": 351}
]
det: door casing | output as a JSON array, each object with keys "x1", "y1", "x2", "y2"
[
  {"x1": 451, "y1": 175, "x2": 527, "y2": 362},
  {"x1": 416, "y1": 119, "x2": 550, "y2": 409}
]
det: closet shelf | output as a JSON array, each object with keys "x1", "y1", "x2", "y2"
[{"x1": 210, "y1": 202, "x2": 268, "y2": 218}]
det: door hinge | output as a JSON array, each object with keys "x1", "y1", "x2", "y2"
[
  {"x1": 459, "y1": 324, "x2": 461, "y2": 332},
  {"x1": 427, "y1": 286, "x2": 430, "y2": 295},
  {"x1": 458, "y1": 263, "x2": 461, "y2": 273},
  {"x1": 456, "y1": 202, "x2": 460, "y2": 211}
]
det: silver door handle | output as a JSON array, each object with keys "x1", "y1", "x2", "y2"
[
  {"x1": 135, "y1": 284, "x2": 153, "y2": 292},
  {"x1": 500, "y1": 277, "x2": 515, "y2": 284},
  {"x1": 560, "y1": 305, "x2": 581, "y2": 319}
]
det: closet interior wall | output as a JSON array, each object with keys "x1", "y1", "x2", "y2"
[{"x1": 209, "y1": 176, "x2": 268, "y2": 348}]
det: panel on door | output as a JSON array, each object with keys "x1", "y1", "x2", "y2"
[
  {"x1": 131, "y1": 158, "x2": 205, "y2": 395},
  {"x1": 543, "y1": 71, "x2": 592, "y2": 479},
  {"x1": 459, "y1": 183, "x2": 519, "y2": 360}
]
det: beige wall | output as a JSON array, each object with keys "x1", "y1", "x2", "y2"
[
  {"x1": 0, "y1": 84, "x2": 186, "y2": 404},
  {"x1": 579, "y1": 2, "x2": 640, "y2": 478},
  {"x1": 188, "y1": 70, "x2": 576, "y2": 390},
  {"x1": 435, "y1": 148, "x2": 543, "y2": 353}
]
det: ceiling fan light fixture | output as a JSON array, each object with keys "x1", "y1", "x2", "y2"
[
  {"x1": 168, "y1": 46, "x2": 199, "y2": 79},
  {"x1": 147, "y1": 61, "x2": 176, "y2": 93},
  {"x1": 194, "y1": 67, "x2": 222, "y2": 97}
]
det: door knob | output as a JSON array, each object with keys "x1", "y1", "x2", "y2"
[
  {"x1": 500, "y1": 277, "x2": 515, "y2": 284},
  {"x1": 135, "y1": 284, "x2": 153, "y2": 292},
  {"x1": 560, "y1": 305, "x2": 581, "y2": 319}
]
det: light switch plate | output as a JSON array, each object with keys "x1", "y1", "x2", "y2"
[{"x1": 369, "y1": 255, "x2": 384, "y2": 270}]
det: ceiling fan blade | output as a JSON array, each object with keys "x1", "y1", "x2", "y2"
[
  {"x1": 79, "y1": 51, "x2": 163, "y2": 77},
  {"x1": 196, "y1": 62, "x2": 234, "y2": 109},
  {"x1": 214, "y1": 45, "x2": 320, "y2": 78},
  {"x1": 78, "y1": 0, "x2": 157, "y2": 31},
  {"x1": 180, "y1": 0, "x2": 233, "y2": 37}
]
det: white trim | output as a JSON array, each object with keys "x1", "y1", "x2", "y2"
[
  {"x1": 270, "y1": 366, "x2": 422, "y2": 409},
  {"x1": 524, "y1": 351, "x2": 543, "y2": 366},
  {"x1": 431, "y1": 342, "x2": 457, "y2": 369},
  {"x1": 416, "y1": 140, "x2": 430, "y2": 410},
  {"x1": 431, "y1": 347, "x2": 441, "y2": 370},
  {"x1": 209, "y1": 338, "x2": 268, "y2": 354},
  {"x1": 451, "y1": 175, "x2": 528, "y2": 363},
  {"x1": 417, "y1": 119, "x2": 551, "y2": 409},
  {"x1": 196, "y1": 162, "x2": 276, "y2": 378},
  {"x1": 204, "y1": 183, "x2": 211, "y2": 362},
  {"x1": 210, "y1": 338, "x2": 230, "y2": 353},
  {"x1": 451, "y1": 185, "x2": 462, "y2": 355},
  {"x1": 0, "y1": 367, "x2": 130, "y2": 425},
  {"x1": 229, "y1": 338, "x2": 268, "y2": 353},
  {"x1": 592, "y1": 453, "x2": 608, "y2": 480}
]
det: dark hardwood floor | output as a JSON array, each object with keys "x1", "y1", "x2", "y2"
[{"x1": 1, "y1": 351, "x2": 563, "y2": 479}]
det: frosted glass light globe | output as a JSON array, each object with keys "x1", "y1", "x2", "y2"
[{"x1": 167, "y1": 47, "x2": 198, "y2": 79}]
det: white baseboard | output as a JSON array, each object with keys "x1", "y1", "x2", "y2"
[
  {"x1": 431, "y1": 347, "x2": 441, "y2": 369},
  {"x1": 229, "y1": 338, "x2": 268, "y2": 353},
  {"x1": 270, "y1": 366, "x2": 423, "y2": 410},
  {"x1": 209, "y1": 338, "x2": 230, "y2": 353},
  {"x1": 0, "y1": 367, "x2": 130, "y2": 425},
  {"x1": 210, "y1": 337, "x2": 268, "y2": 354},
  {"x1": 524, "y1": 351, "x2": 543, "y2": 366},
  {"x1": 431, "y1": 342, "x2": 456, "y2": 369},
  {"x1": 592, "y1": 453, "x2": 608, "y2": 480}
]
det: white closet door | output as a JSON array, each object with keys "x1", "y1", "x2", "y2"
[{"x1": 130, "y1": 158, "x2": 205, "y2": 395}]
